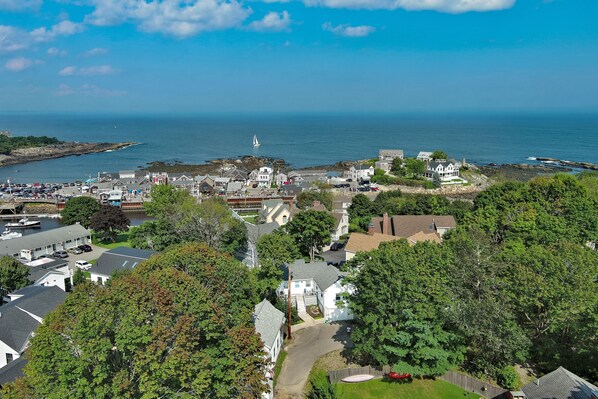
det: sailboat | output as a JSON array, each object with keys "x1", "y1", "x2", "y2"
[{"x1": 253, "y1": 134, "x2": 260, "y2": 148}]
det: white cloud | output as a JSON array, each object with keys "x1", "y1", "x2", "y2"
[
  {"x1": 5, "y1": 57, "x2": 33, "y2": 71},
  {"x1": 55, "y1": 83, "x2": 126, "y2": 97},
  {"x1": 248, "y1": 11, "x2": 291, "y2": 32},
  {"x1": 85, "y1": 0, "x2": 252, "y2": 37},
  {"x1": 59, "y1": 64, "x2": 117, "y2": 76},
  {"x1": 48, "y1": 47, "x2": 68, "y2": 56},
  {"x1": 31, "y1": 20, "x2": 85, "y2": 42},
  {"x1": 305, "y1": 0, "x2": 515, "y2": 12},
  {"x1": 322, "y1": 22, "x2": 375, "y2": 37},
  {"x1": 84, "y1": 47, "x2": 108, "y2": 57},
  {"x1": 0, "y1": 0, "x2": 42, "y2": 11},
  {"x1": 0, "y1": 26, "x2": 29, "y2": 52},
  {"x1": 1, "y1": 21, "x2": 84, "y2": 53}
]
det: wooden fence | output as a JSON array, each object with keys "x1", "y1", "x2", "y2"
[
  {"x1": 327, "y1": 365, "x2": 391, "y2": 384},
  {"x1": 440, "y1": 370, "x2": 507, "y2": 399},
  {"x1": 328, "y1": 367, "x2": 507, "y2": 399}
]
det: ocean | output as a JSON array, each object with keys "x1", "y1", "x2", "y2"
[{"x1": 1, "y1": 113, "x2": 597, "y2": 183}]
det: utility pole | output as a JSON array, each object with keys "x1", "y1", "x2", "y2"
[{"x1": 287, "y1": 269, "x2": 292, "y2": 340}]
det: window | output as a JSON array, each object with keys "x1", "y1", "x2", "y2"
[
  {"x1": 97, "y1": 277, "x2": 103, "y2": 285},
  {"x1": 6, "y1": 353, "x2": 13, "y2": 363},
  {"x1": 294, "y1": 282, "x2": 300, "y2": 288},
  {"x1": 306, "y1": 281, "x2": 311, "y2": 288}
]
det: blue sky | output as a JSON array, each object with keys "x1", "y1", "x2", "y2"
[{"x1": 1, "y1": 0, "x2": 597, "y2": 113}]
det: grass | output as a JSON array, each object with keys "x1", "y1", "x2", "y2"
[
  {"x1": 335, "y1": 378, "x2": 480, "y2": 399},
  {"x1": 273, "y1": 350, "x2": 287, "y2": 388},
  {"x1": 83, "y1": 271, "x2": 91, "y2": 279},
  {"x1": 92, "y1": 231, "x2": 132, "y2": 249}
]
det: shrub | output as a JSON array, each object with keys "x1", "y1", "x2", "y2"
[
  {"x1": 307, "y1": 370, "x2": 337, "y2": 399},
  {"x1": 496, "y1": 366, "x2": 518, "y2": 390}
]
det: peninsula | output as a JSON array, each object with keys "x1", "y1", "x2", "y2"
[{"x1": 0, "y1": 141, "x2": 137, "y2": 167}]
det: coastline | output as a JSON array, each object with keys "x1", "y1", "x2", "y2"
[{"x1": 0, "y1": 141, "x2": 138, "y2": 168}]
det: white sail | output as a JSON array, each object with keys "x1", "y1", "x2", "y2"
[{"x1": 253, "y1": 134, "x2": 260, "y2": 147}]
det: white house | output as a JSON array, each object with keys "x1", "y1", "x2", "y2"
[
  {"x1": 0, "y1": 224, "x2": 92, "y2": 261},
  {"x1": 348, "y1": 165, "x2": 374, "y2": 182},
  {"x1": 278, "y1": 259, "x2": 353, "y2": 322},
  {"x1": 274, "y1": 172, "x2": 288, "y2": 187},
  {"x1": 253, "y1": 299, "x2": 285, "y2": 399},
  {"x1": 24, "y1": 257, "x2": 71, "y2": 291},
  {"x1": 0, "y1": 286, "x2": 66, "y2": 368},
  {"x1": 417, "y1": 151, "x2": 433, "y2": 161},
  {"x1": 424, "y1": 160, "x2": 461, "y2": 181},
  {"x1": 256, "y1": 167, "x2": 274, "y2": 188}
]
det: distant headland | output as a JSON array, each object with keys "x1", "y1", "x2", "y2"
[{"x1": 0, "y1": 133, "x2": 137, "y2": 168}]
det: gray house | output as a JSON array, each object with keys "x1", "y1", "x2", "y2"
[
  {"x1": 89, "y1": 247, "x2": 157, "y2": 285},
  {"x1": 519, "y1": 367, "x2": 598, "y2": 399},
  {"x1": 0, "y1": 224, "x2": 91, "y2": 261},
  {"x1": 0, "y1": 286, "x2": 66, "y2": 369}
]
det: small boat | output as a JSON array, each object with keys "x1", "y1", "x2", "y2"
[
  {"x1": 341, "y1": 374, "x2": 375, "y2": 383},
  {"x1": 388, "y1": 372, "x2": 411, "y2": 380},
  {"x1": 0, "y1": 229, "x2": 22, "y2": 240},
  {"x1": 5, "y1": 218, "x2": 41, "y2": 229},
  {"x1": 253, "y1": 134, "x2": 260, "y2": 148}
]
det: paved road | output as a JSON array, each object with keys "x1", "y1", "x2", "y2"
[{"x1": 276, "y1": 322, "x2": 353, "y2": 399}]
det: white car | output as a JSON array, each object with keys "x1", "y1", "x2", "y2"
[{"x1": 75, "y1": 260, "x2": 92, "y2": 270}]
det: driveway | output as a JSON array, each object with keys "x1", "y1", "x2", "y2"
[
  {"x1": 65, "y1": 244, "x2": 107, "y2": 274},
  {"x1": 276, "y1": 322, "x2": 353, "y2": 399}
]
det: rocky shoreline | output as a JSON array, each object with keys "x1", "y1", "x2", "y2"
[{"x1": 0, "y1": 141, "x2": 138, "y2": 167}]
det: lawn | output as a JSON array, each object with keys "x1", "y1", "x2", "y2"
[
  {"x1": 273, "y1": 350, "x2": 287, "y2": 388},
  {"x1": 335, "y1": 378, "x2": 480, "y2": 399},
  {"x1": 92, "y1": 231, "x2": 132, "y2": 249}
]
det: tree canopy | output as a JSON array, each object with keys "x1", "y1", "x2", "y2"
[
  {"x1": 4, "y1": 244, "x2": 268, "y2": 399},
  {"x1": 89, "y1": 205, "x2": 130, "y2": 242},
  {"x1": 60, "y1": 196, "x2": 102, "y2": 228},
  {"x1": 285, "y1": 210, "x2": 335, "y2": 262},
  {"x1": 0, "y1": 256, "x2": 30, "y2": 293},
  {"x1": 255, "y1": 231, "x2": 300, "y2": 301}
]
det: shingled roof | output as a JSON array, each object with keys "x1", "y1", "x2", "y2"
[
  {"x1": 282, "y1": 259, "x2": 345, "y2": 291},
  {"x1": 521, "y1": 367, "x2": 598, "y2": 399},
  {"x1": 253, "y1": 299, "x2": 285, "y2": 351},
  {"x1": 0, "y1": 286, "x2": 66, "y2": 352},
  {"x1": 371, "y1": 214, "x2": 456, "y2": 238},
  {"x1": 89, "y1": 246, "x2": 157, "y2": 278}
]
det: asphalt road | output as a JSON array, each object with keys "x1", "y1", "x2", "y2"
[{"x1": 276, "y1": 322, "x2": 353, "y2": 399}]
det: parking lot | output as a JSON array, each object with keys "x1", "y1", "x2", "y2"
[{"x1": 64, "y1": 244, "x2": 108, "y2": 274}]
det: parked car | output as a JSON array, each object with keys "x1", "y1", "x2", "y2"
[
  {"x1": 330, "y1": 241, "x2": 345, "y2": 251},
  {"x1": 78, "y1": 244, "x2": 92, "y2": 252},
  {"x1": 68, "y1": 247, "x2": 83, "y2": 254},
  {"x1": 52, "y1": 250, "x2": 69, "y2": 258},
  {"x1": 75, "y1": 260, "x2": 91, "y2": 270}
]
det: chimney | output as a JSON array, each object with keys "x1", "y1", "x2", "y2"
[
  {"x1": 367, "y1": 223, "x2": 375, "y2": 235},
  {"x1": 383, "y1": 213, "x2": 390, "y2": 235}
]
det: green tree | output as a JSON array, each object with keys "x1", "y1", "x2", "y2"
[
  {"x1": 0, "y1": 256, "x2": 30, "y2": 293},
  {"x1": 285, "y1": 210, "x2": 335, "y2": 262},
  {"x1": 129, "y1": 220, "x2": 179, "y2": 251},
  {"x1": 390, "y1": 157, "x2": 404, "y2": 175},
  {"x1": 307, "y1": 369, "x2": 338, "y2": 399},
  {"x1": 404, "y1": 158, "x2": 426, "y2": 178},
  {"x1": 431, "y1": 150, "x2": 448, "y2": 161},
  {"x1": 89, "y1": 205, "x2": 130, "y2": 242},
  {"x1": 345, "y1": 240, "x2": 460, "y2": 372},
  {"x1": 15, "y1": 247, "x2": 267, "y2": 399},
  {"x1": 60, "y1": 196, "x2": 101, "y2": 228},
  {"x1": 71, "y1": 268, "x2": 87, "y2": 286},
  {"x1": 143, "y1": 184, "x2": 195, "y2": 219},
  {"x1": 255, "y1": 231, "x2": 300, "y2": 300},
  {"x1": 297, "y1": 190, "x2": 333, "y2": 211}
]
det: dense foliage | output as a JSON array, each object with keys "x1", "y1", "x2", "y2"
[
  {"x1": 0, "y1": 135, "x2": 62, "y2": 155},
  {"x1": 297, "y1": 190, "x2": 333, "y2": 211},
  {"x1": 348, "y1": 191, "x2": 472, "y2": 232},
  {"x1": 130, "y1": 186, "x2": 247, "y2": 255},
  {"x1": 60, "y1": 196, "x2": 102, "y2": 228},
  {"x1": 89, "y1": 205, "x2": 130, "y2": 242},
  {"x1": 346, "y1": 174, "x2": 598, "y2": 383},
  {"x1": 2, "y1": 244, "x2": 268, "y2": 399},
  {"x1": 0, "y1": 256, "x2": 30, "y2": 293},
  {"x1": 285, "y1": 209, "x2": 336, "y2": 261},
  {"x1": 255, "y1": 231, "x2": 300, "y2": 301}
]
